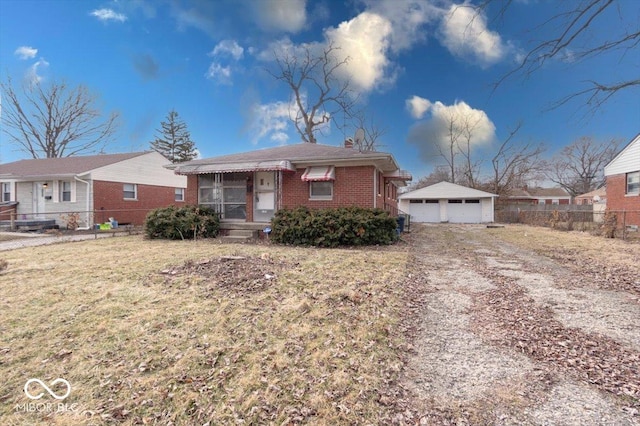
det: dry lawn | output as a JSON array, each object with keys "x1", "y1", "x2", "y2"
[{"x1": 0, "y1": 237, "x2": 409, "y2": 425}]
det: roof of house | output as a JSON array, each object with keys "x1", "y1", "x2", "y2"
[
  {"x1": 509, "y1": 187, "x2": 571, "y2": 198},
  {"x1": 399, "y1": 181, "x2": 498, "y2": 199},
  {"x1": 173, "y1": 143, "x2": 408, "y2": 176},
  {"x1": 575, "y1": 187, "x2": 606, "y2": 199},
  {"x1": 604, "y1": 133, "x2": 640, "y2": 176},
  {"x1": 0, "y1": 152, "x2": 149, "y2": 179}
]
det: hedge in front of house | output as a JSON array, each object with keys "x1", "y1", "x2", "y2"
[
  {"x1": 144, "y1": 205, "x2": 220, "y2": 240},
  {"x1": 270, "y1": 206, "x2": 398, "y2": 247}
]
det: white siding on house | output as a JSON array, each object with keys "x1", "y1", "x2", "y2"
[
  {"x1": 89, "y1": 151, "x2": 187, "y2": 187},
  {"x1": 15, "y1": 180, "x2": 93, "y2": 227},
  {"x1": 605, "y1": 134, "x2": 640, "y2": 176}
]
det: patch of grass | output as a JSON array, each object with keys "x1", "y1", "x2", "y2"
[{"x1": 0, "y1": 236, "x2": 408, "y2": 425}]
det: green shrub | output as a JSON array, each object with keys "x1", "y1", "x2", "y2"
[
  {"x1": 270, "y1": 206, "x2": 398, "y2": 247},
  {"x1": 144, "y1": 205, "x2": 220, "y2": 240}
]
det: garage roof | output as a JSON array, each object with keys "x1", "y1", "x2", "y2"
[{"x1": 399, "y1": 181, "x2": 498, "y2": 200}]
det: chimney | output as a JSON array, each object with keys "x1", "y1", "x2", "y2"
[{"x1": 344, "y1": 137, "x2": 354, "y2": 149}]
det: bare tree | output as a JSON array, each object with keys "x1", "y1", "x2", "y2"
[
  {"x1": 268, "y1": 42, "x2": 357, "y2": 144},
  {"x1": 489, "y1": 123, "x2": 545, "y2": 197},
  {"x1": 351, "y1": 110, "x2": 386, "y2": 152},
  {"x1": 545, "y1": 136, "x2": 619, "y2": 197},
  {"x1": 0, "y1": 77, "x2": 119, "y2": 158},
  {"x1": 433, "y1": 109, "x2": 463, "y2": 184},
  {"x1": 409, "y1": 166, "x2": 451, "y2": 191},
  {"x1": 480, "y1": 0, "x2": 639, "y2": 109},
  {"x1": 457, "y1": 113, "x2": 485, "y2": 188}
]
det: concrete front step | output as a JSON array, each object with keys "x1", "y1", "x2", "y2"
[{"x1": 219, "y1": 235, "x2": 255, "y2": 243}]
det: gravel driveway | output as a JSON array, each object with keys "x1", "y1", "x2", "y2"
[{"x1": 399, "y1": 224, "x2": 640, "y2": 425}]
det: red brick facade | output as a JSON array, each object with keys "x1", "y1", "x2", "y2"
[
  {"x1": 606, "y1": 174, "x2": 640, "y2": 226},
  {"x1": 184, "y1": 166, "x2": 402, "y2": 222},
  {"x1": 93, "y1": 180, "x2": 184, "y2": 225}
]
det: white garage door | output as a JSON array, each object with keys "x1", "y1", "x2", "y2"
[
  {"x1": 409, "y1": 200, "x2": 440, "y2": 223},
  {"x1": 447, "y1": 199, "x2": 482, "y2": 223}
]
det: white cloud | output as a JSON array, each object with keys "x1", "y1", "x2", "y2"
[
  {"x1": 210, "y1": 40, "x2": 244, "y2": 60},
  {"x1": 406, "y1": 95, "x2": 432, "y2": 119},
  {"x1": 15, "y1": 46, "x2": 38, "y2": 60},
  {"x1": 205, "y1": 63, "x2": 232, "y2": 84},
  {"x1": 438, "y1": 3, "x2": 506, "y2": 67},
  {"x1": 362, "y1": 0, "x2": 442, "y2": 52},
  {"x1": 90, "y1": 8, "x2": 127, "y2": 22},
  {"x1": 248, "y1": 100, "x2": 294, "y2": 144},
  {"x1": 407, "y1": 98, "x2": 496, "y2": 161},
  {"x1": 25, "y1": 58, "x2": 50, "y2": 85},
  {"x1": 325, "y1": 12, "x2": 394, "y2": 92},
  {"x1": 251, "y1": 0, "x2": 307, "y2": 33}
]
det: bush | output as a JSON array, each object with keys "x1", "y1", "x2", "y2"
[
  {"x1": 144, "y1": 205, "x2": 220, "y2": 240},
  {"x1": 270, "y1": 206, "x2": 398, "y2": 247}
]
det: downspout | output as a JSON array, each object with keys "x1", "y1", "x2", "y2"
[
  {"x1": 74, "y1": 175, "x2": 91, "y2": 230},
  {"x1": 373, "y1": 168, "x2": 377, "y2": 208}
]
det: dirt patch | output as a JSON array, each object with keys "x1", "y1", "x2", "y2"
[{"x1": 157, "y1": 254, "x2": 285, "y2": 294}]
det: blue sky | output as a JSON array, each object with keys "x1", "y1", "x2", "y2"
[{"x1": 1, "y1": 0, "x2": 638, "y2": 181}]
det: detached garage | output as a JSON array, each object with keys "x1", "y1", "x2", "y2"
[{"x1": 399, "y1": 181, "x2": 497, "y2": 223}]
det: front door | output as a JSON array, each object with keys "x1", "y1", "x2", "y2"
[
  {"x1": 32, "y1": 182, "x2": 46, "y2": 219},
  {"x1": 254, "y1": 171, "x2": 276, "y2": 222}
]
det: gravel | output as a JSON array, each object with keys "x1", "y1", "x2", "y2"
[{"x1": 398, "y1": 224, "x2": 640, "y2": 425}]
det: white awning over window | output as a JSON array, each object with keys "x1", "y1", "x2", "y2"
[{"x1": 301, "y1": 166, "x2": 335, "y2": 181}]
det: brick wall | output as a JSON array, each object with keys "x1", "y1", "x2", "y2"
[
  {"x1": 606, "y1": 174, "x2": 640, "y2": 226},
  {"x1": 184, "y1": 168, "x2": 402, "y2": 221},
  {"x1": 186, "y1": 175, "x2": 198, "y2": 205},
  {"x1": 281, "y1": 166, "x2": 376, "y2": 209},
  {"x1": 93, "y1": 180, "x2": 183, "y2": 226}
]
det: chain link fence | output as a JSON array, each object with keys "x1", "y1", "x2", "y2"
[{"x1": 496, "y1": 204, "x2": 639, "y2": 240}]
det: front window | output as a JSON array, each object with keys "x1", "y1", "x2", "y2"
[
  {"x1": 627, "y1": 171, "x2": 640, "y2": 195},
  {"x1": 175, "y1": 188, "x2": 185, "y2": 202},
  {"x1": 310, "y1": 181, "x2": 333, "y2": 200},
  {"x1": 198, "y1": 173, "x2": 247, "y2": 219},
  {"x1": 1, "y1": 182, "x2": 11, "y2": 202},
  {"x1": 123, "y1": 183, "x2": 137, "y2": 200},
  {"x1": 60, "y1": 181, "x2": 72, "y2": 202}
]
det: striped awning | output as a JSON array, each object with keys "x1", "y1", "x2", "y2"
[
  {"x1": 301, "y1": 166, "x2": 335, "y2": 181},
  {"x1": 174, "y1": 160, "x2": 295, "y2": 175}
]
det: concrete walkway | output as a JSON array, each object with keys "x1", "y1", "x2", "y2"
[{"x1": 0, "y1": 231, "x2": 136, "y2": 251}]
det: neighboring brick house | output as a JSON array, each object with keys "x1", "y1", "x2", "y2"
[
  {"x1": 604, "y1": 133, "x2": 640, "y2": 229},
  {"x1": 574, "y1": 187, "x2": 607, "y2": 205},
  {"x1": 506, "y1": 187, "x2": 572, "y2": 205},
  {"x1": 171, "y1": 141, "x2": 411, "y2": 224},
  {"x1": 0, "y1": 151, "x2": 187, "y2": 228}
]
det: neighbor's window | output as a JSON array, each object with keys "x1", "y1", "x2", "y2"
[
  {"x1": 310, "y1": 181, "x2": 333, "y2": 199},
  {"x1": 627, "y1": 171, "x2": 640, "y2": 195},
  {"x1": 60, "y1": 181, "x2": 72, "y2": 202},
  {"x1": 1, "y1": 182, "x2": 11, "y2": 202},
  {"x1": 123, "y1": 183, "x2": 137, "y2": 200},
  {"x1": 175, "y1": 188, "x2": 185, "y2": 202}
]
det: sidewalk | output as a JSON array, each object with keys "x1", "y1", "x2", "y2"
[{"x1": 0, "y1": 232, "x2": 135, "y2": 251}]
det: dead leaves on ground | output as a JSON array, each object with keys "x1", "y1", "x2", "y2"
[{"x1": 157, "y1": 254, "x2": 284, "y2": 295}]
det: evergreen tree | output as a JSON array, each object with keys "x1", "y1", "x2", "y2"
[{"x1": 150, "y1": 110, "x2": 197, "y2": 163}]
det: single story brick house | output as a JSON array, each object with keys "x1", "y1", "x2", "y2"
[
  {"x1": 170, "y1": 141, "x2": 411, "y2": 224},
  {"x1": 574, "y1": 187, "x2": 607, "y2": 205},
  {"x1": 506, "y1": 187, "x2": 572, "y2": 205},
  {"x1": 604, "y1": 133, "x2": 640, "y2": 229},
  {"x1": 0, "y1": 151, "x2": 187, "y2": 228}
]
